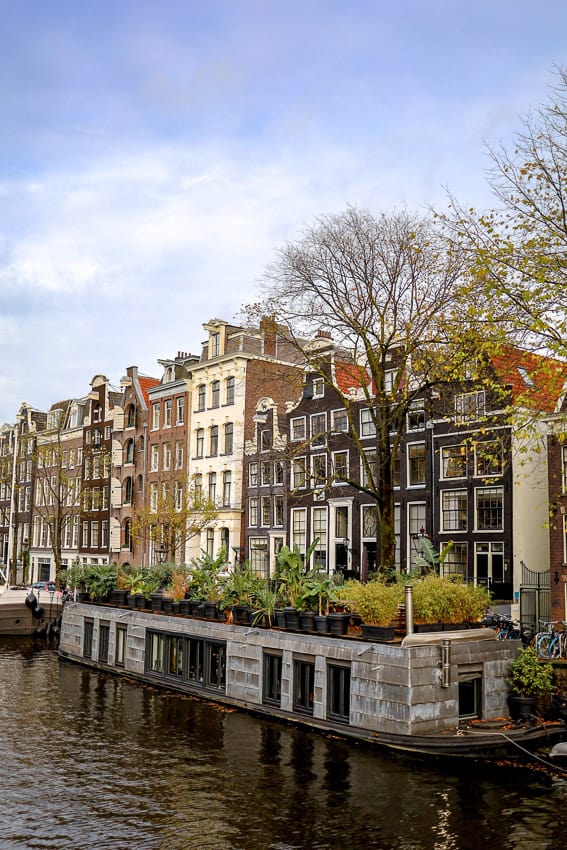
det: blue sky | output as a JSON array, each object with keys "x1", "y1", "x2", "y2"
[{"x1": 1, "y1": 0, "x2": 566, "y2": 422}]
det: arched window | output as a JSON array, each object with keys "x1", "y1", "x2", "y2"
[
  {"x1": 126, "y1": 404, "x2": 136, "y2": 427},
  {"x1": 124, "y1": 477, "x2": 133, "y2": 505},
  {"x1": 220, "y1": 527, "x2": 229, "y2": 554},
  {"x1": 125, "y1": 439, "x2": 135, "y2": 464},
  {"x1": 138, "y1": 434, "x2": 145, "y2": 452},
  {"x1": 137, "y1": 474, "x2": 144, "y2": 492},
  {"x1": 123, "y1": 518, "x2": 132, "y2": 550}
]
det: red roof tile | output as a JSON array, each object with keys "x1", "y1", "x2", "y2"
[
  {"x1": 139, "y1": 376, "x2": 160, "y2": 405},
  {"x1": 335, "y1": 361, "x2": 368, "y2": 394},
  {"x1": 490, "y1": 347, "x2": 567, "y2": 413}
]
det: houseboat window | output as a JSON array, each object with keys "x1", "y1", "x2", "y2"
[
  {"x1": 327, "y1": 664, "x2": 351, "y2": 723},
  {"x1": 458, "y1": 672, "x2": 482, "y2": 720},
  {"x1": 293, "y1": 659, "x2": 315, "y2": 715},
  {"x1": 187, "y1": 638, "x2": 204, "y2": 684},
  {"x1": 98, "y1": 622, "x2": 110, "y2": 663},
  {"x1": 206, "y1": 643, "x2": 226, "y2": 690},
  {"x1": 263, "y1": 653, "x2": 282, "y2": 707},
  {"x1": 115, "y1": 625, "x2": 127, "y2": 667},
  {"x1": 168, "y1": 636, "x2": 184, "y2": 678},
  {"x1": 147, "y1": 632, "x2": 165, "y2": 674},
  {"x1": 83, "y1": 620, "x2": 94, "y2": 660}
]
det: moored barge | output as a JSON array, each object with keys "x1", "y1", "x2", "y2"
[{"x1": 58, "y1": 602, "x2": 566, "y2": 761}]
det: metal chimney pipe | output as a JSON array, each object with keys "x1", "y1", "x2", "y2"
[{"x1": 404, "y1": 584, "x2": 414, "y2": 635}]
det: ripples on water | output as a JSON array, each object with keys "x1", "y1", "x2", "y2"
[{"x1": 0, "y1": 638, "x2": 565, "y2": 850}]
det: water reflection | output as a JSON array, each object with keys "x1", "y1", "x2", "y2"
[{"x1": 0, "y1": 638, "x2": 565, "y2": 849}]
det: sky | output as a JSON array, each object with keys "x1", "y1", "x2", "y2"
[{"x1": 1, "y1": 0, "x2": 566, "y2": 423}]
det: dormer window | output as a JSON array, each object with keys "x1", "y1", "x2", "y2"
[
  {"x1": 312, "y1": 378, "x2": 324, "y2": 399},
  {"x1": 211, "y1": 331, "x2": 220, "y2": 357},
  {"x1": 517, "y1": 366, "x2": 535, "y2": 388}
]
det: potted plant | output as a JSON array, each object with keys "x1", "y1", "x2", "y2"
[
  {"x1": 338, "y1": 580, "x2": 402, "y2": 641},
  {"x1": 275, "y1": 540, "x2": 318, "y2": 631},
  {"x1": 506, "y1": 646, "x2": 554, "y2": 719},
  {"x1": 251, "y1": 583, "x2": 279, "y2": 628}
]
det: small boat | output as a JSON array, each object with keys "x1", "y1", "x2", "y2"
[
  {"x1": 366, "y1": 720, "x2": 566, "y2": 761},
  {"x1": 0, "y1": 584, "x2": 63, "y2": 636}
]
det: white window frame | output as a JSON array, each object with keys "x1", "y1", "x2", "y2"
[
  {"x1": 475, "y1": 486, "x2": 504, "y2": 532},
  {"x1": 312, "y1": 378, "x2": 324, "y2": 399},
  {"x1": 441, "y1": 444, "x2": 467, "y2": 480},
  {"x1": 455, "y1": 390, "x2": 485, "y2": 423},
  {"x1": 407, "y1": 442, "x2": 426, "y2": 487},
  {"x1": 360, "y1": 408, "x2": 376, "y2": 438},
  {"x1": 310, "y1": 412, "x2": 327, "y2": 448},
  {"x1": 440, "y1": 489, "x2": 468, "y2": 533},
  {"x1": 475, "y1": 440, "x2": 504, "y2": 478},
  {"x1": 290, "y1": 417, "x2": 306, "y2": 442},
  {"x1": 291, "y1": 457, "x2": 307, "y2": 490}
]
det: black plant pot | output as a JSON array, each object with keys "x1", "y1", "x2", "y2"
[
  {"x1": 161, "y1": 597, "x2": 173, "y2": 613},
  {"x1": 150, "y1": 592, "x2": 164, "y2": 612},
  {"x1": 413, "y1": 622, "x2": 443, "y2": 633},
  {"x1": 508, "y1": 694, "x2": 538, "y2": 720},
  {"x1": 361, "y1": 624, "x2": 395, "y2": 642},
  {"x1": 300, "y1": 610, "x2": 317, "y2": 634},
  {"x1": 204, "y1": 601, "x2": 218, "y2": 620},
  {"x1": 178, "y1": 600, "x2": 191, "y2": 615},
  {"x1": 275, "y1": 609, "x2": 286, "y2": 629},
  {"x1": 109, "y1": 589, "x2": 129, "y2": 607},
  {"x1": 284, "y1": 607, "x2": 301, "y2": 632},
  {"x1": 314, "y1": 614, "x2": 329, "y2": 634},
  {"x1": 127, "y1": 594, "x2": 137, "y2": 609},
  {"x1": 327, "y1": 612, "x2": 350, "y2": 636},
  {"x1": 171, "y1": 601, "x2": 180, "y2": 614},
  {"x1": 233, "y1": 604, "x2": 250, "y2": 625}
]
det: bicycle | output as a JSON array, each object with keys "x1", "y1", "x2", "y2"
[
  {"x1": 535, "y1": 621, "x2": 567, "y2": 659},
  {"x1": 495, "y1": 614, "x2": 522, "y2": 640}
]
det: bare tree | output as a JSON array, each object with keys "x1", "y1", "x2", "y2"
[
  {"x1": 131, "y1": 472, "x2": 218, "y2": 564},
  {"x1": 247, "y1": 207, "x2": 483, "y2": 568},
  {"x1": 33, "y1": 405, "x2": 84, "y2": 578}
]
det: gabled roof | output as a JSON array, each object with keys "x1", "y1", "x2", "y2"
[
  {"x1": 334, "y1": 361, "x2": 368, "y2": 394},
  {"x1": 139, "y1": 376, "x2": 160, "y2": 405},
  {"x1": 490, "y1": 347, "x2": 567, "y2": 413}
]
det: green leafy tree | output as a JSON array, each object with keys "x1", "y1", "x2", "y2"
[{"x1": 443, "y1": 66, "x2": 567, "y2": 358}]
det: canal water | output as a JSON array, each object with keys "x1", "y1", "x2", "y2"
[{"x1": 0, "y1": 639, "x2": 566, "y2": 850}]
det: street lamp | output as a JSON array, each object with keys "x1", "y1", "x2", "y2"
[{"x1": 156, "y1": 542, "x2": 167, "y2": 565}]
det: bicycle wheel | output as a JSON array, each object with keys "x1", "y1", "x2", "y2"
[{"x1": 537, "y1": 632, "x2": 559, "y2": 658}]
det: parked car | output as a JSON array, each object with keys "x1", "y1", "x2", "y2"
[{"x1": 32, "y1": 581, "x2": 56, "y2": 593}]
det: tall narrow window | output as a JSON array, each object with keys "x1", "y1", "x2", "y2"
[
  {"x1": 211, "y1": 381, "x2": 220, "y2": 408},
  {"x1": 224, "y1": 423, "x2": 233, "y2": 455},
  {"x1": 294, "y1": 660, "x2": 315, "y2": 715},
  {"x1": 225, "y1": 376, "x2": 235, "y2": 405},
  {"x1": 222, "y1": 471, "x2": 231, "y2": 507}
]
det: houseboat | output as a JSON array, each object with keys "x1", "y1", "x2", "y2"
[
  {"x1": 58, "y1": 602, "x2": 565, "y2": 761},
  {"x1": 0, "y1": 584, "x2": 63, "y2": 636}
]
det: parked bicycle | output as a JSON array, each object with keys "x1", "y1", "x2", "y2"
[{"x1": 534, "y1": 621, "x2": 567, "y2": 659}]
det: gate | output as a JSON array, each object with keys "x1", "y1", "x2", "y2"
[{"x1": 519, "y1": 561, "x2": 550, "y2": 630}]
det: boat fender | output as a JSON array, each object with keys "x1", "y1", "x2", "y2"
[
  {"x1": 32, "y1": 605, "x2": 45, "y2": 620},
  {"x1": 25, "y1": 592, "x2": 38, "y2": 610},
  {"x1": 550, "y1": 741, "x2": 567, "y2": 758}
]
